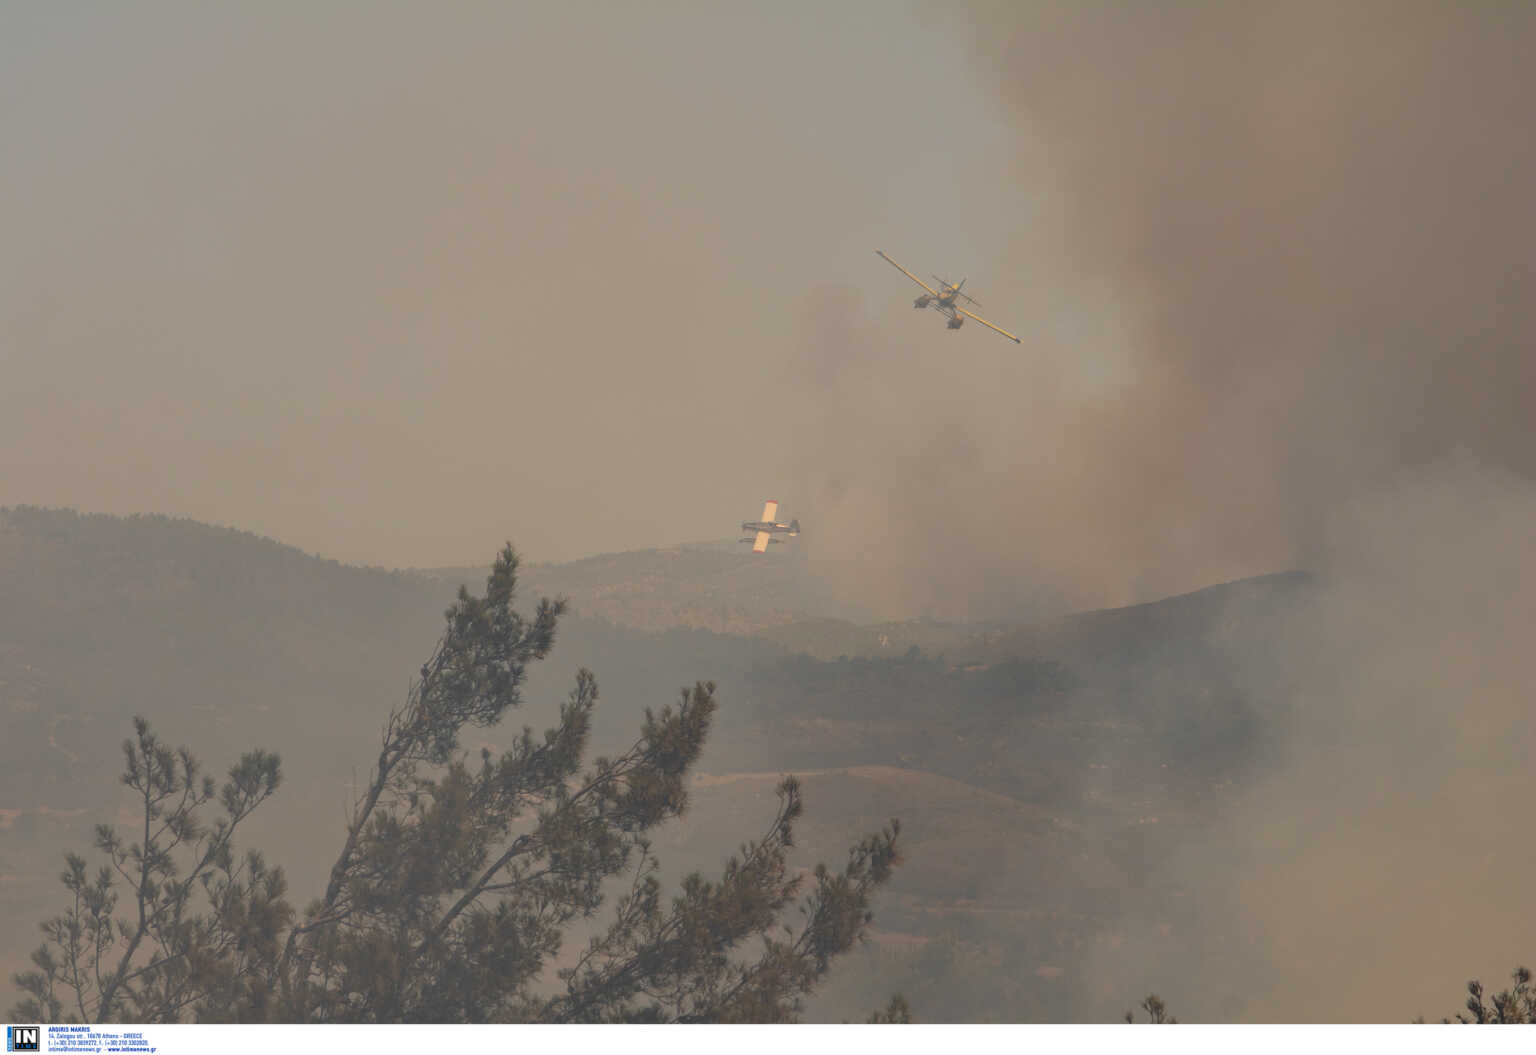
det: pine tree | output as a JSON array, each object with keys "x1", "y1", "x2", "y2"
[
  {"x1": 1124, "y1": 994, "x2": 1176, "y2": 1024},
  {"x1": 1434, "y1": 966, "x2": 1535, "y2": 1024},
  {"x1": 9, "y1": 719, "x2": 285, "y2": 1022},
  {"x1": 12, "y1": 544, "x2": 902, "y2": 1023}
]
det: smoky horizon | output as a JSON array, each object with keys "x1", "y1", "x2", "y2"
[{"x1": 2, "y1": 0, "x2": 1532, "y2": 1025}]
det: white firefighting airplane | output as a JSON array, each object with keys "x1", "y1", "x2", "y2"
[
  {"x1": 739, "y1": 500, "x2": 800, "y2": 553},
  {"x1": 875, "y1": 250, "x2": 1021, "y2": 343}
]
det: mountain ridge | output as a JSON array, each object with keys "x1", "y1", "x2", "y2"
[{"x1": 0, "y1": 505, "x2": 1315, "y2": 1020}]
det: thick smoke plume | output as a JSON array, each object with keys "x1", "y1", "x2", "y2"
[
  {"x1": 786, "y1": 2, "x2": 1534, "y2": 621},
  {"x1": 914, "y1": 3, "x2": 1535, "y2": 1019},
  {"x1": 778, "y1": 3, "x2": 1536, "y2": 1020},
  {"x1": 1077, "y1": 464, "x2": 1536, "y2": 1021}
]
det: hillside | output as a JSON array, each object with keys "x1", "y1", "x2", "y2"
[
  {"x1": 0, "y1": 507, "x2": 1315, "y2": 1021},
  {"x1": 427, "y1": 540, "x2": 877, "y2": 634},
  {"x1": 757, "y1": 571, "x2": 1312, "y2": 667}
]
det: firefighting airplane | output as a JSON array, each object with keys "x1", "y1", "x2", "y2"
[
  {"x1": 876, "y1": 250, "x2": 1021, "y2": 343},
  {"x1": 740, "y1": 500, "x2": 801, "y2": 553}
]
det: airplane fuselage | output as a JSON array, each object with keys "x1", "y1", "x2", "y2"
[
  {"x1": 915, "y1": 288, "x2": 960, "y2": 310},
  {"x1": 741, "y1": 521, "x2": 798, "y2": 535}
]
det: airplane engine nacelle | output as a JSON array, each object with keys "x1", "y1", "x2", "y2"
[{"x1": 914, "y1": 295, "x2": 931, "y2": 308}]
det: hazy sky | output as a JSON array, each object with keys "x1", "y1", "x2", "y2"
[
  {"x1": 6, "y1": 4, "x2": 1534, "y2": 1021},
  {"x1": 2, "y1": 1, "x2": 1025, "y2": 573},
  {"x1": 6, "y1": 2, "x2": 1533, "y2": 622}
]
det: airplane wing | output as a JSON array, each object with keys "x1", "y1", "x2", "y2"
[
  {"x1": 956, "y1": 306, "x2": 1022, "y2": 344},
  {"x1": 876, "y1": 251, "x2": 941, "y2": 298},
  {"x1": 760, "y1": 500, "x2": 778, "y2": 523},
  {"x1": 753, "y1": 530, "x2": 771, "y2": 553}
]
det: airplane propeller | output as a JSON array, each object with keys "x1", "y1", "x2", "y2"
[{"x1": 931, "y1": 274, "x2": 981, "y2": 307}]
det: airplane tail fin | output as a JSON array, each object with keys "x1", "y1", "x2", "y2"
[{"x1": 789, "y1": 519, "x2": 801, "y2": 535}]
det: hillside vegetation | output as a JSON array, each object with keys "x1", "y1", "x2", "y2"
[{"x1": 0, "y1": 507, "x2": 1313, "y2": 1020}]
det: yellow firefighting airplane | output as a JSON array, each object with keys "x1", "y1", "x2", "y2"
[
  {"x1": 739, "y1": 500, "x2": 800, "y2": 553},
  {"x1": 876, "y1": 250, "x2": 1021, "y2": 343}
]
